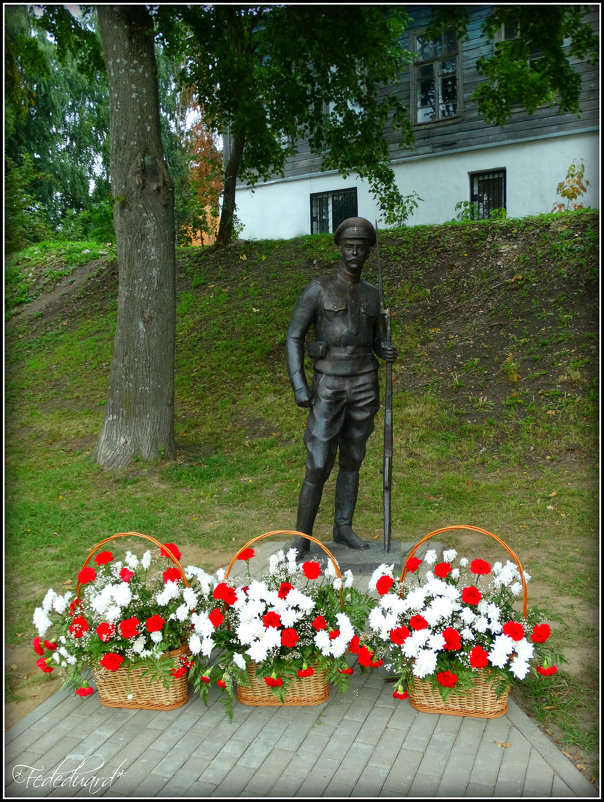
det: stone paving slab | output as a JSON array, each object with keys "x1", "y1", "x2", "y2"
[{"x1": 5, "y1": 544, "x2": 598, "y2": 798}]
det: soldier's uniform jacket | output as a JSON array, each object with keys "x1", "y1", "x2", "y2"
[{"x1": 286, "y1": 271, "x2": 388, "y2": 394}]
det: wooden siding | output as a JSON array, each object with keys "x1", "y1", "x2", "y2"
[{"x1": 240, "y1": 5, "x2": 599, "y2": 185}]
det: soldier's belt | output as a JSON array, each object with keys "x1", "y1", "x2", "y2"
[{"x1": 322, "y1": 346, "x2": 374, "y2": 357}]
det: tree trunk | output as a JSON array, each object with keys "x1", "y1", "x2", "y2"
[
  {"x1": 94, "y1": 6, "x2": 176, "y2": 469},
  {"x1": 215, "y1": 134, "x2": 245, "y2": 247}
]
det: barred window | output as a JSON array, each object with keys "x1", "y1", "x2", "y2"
[
  {"x1": 310, "y1": 188, "x2": 358, "y2": 235},
  {"x1": 470, "y1": 170, "x2": 506, "y2": 219}
]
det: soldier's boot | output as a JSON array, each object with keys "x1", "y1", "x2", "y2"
[
  {"x1": 333, "y1": 469, "x2": 369, "y2": 550},
  {"x1": 291, "y1": 480, "x2": 324, "y2": 559}
]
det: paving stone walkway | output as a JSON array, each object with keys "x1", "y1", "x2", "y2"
[{"x1": 5, "y1": 539, "x2": 597, "y2": 798}]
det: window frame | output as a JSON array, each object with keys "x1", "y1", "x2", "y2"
[
  {"x1": 411, "y1": 25, "x2": 462, "y2": 126},
  {"x1": 309, "y1": 188, "x2": 358, "y2": 235}
]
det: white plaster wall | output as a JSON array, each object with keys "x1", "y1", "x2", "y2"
[{"x1": 234, "y1": 131, "x2": 599, "y2": 240}]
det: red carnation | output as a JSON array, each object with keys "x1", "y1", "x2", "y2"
[
  {"x1": 75, "y1": 686, "x2": 94, "y2": 697},
  {"x1": 68, "y1": 598, "x2": 83, "y2": 616},
  {"x1": 337, "y1": 667, "x2": 354, "y2": 675},
  {"x1": 393, "y1": 688, "x2": 409, "y2": 700},
  {"x1": 146, "y1": 614, "x2": 165, "y2": 633},
  {"x1": 68, "y1": 616, "x2": 90, "y2": 638},
  {"x1": 44, "y1": 640, "x2": 58, "y2": 651},
  {"x1": 96, "y1": 622, "x2": 115, "y2": 642},
  {"x1": 264, "y1": 676, "x2": 283, "y2": 687},
  {"x1": 200, "y1": 674, "x2": 211, "y2": 684},
  {"x1": 357, "y1": 646, "x2": 383, "y2": 668},
  {"x1": 390, "y1": 626, "x2": 410, "y2": 645},
  {"x1": 537, "y1": 665, "x2": 557, "y2": 677},
  {"x1": 470, "y1": 558, "x2": 491, "y2": 575},
  {"x1": 217, "y1": 678, "x2": 227, "y2": 688},
  {"x1": 36, "y1": 657, "x2": 53, "y2": 674},
  {"x1": 278, "y1": 582, "x2": 294, "y2": 599},
  {"x1": 461, "y1": 585, "x2": 482, "y2": 605},
  {"x1": 213, "y1": 583, "x2": 238, "y2": 605},
  {"x1": 312, "y1": 615, "x2": 327, "y2": 631},
  {"x1": 409, "y1": 614, "x2": 429, "y2": 631},
  {"x1": 437, "y1": 670, "x2": 458, "y2": 688},
  {"x1": 163, "y1": 567, "x2": 182, "y2": 584},
  {"x1": 161, "y1": 542, "x2": 182, "y2": 561},
  {"x1": 502, "y1": 621, "x2": 525, "y2": 641},
  {"x1": 281, "y1": 628, "x2": 299, "y2": 648},
  {"x1": 442, "y1": 627, "x2": 462, "y2": 651},
  {"x1": 434, "y1": 562, "x2": 452, "y2": 578},
  {"x1": 263, "y1": 611, "x2": 282, "y2": 629},
  {"x1": 99, "y1": 653, "x2": 124, "y2": 671},
  {"x1": 32, "y1": 637, "x2": 45, "y2": 656},
  {"x1": 531, "y1": 623, "x2": 551, "y2": 644},
  {"x1": 348, "y1": 635, "x2": 361, "y2": 653},
  {"x1": 94, "y1": 551, "x2": 113, "y2": 565},
  {"x1": 120, "y1": 567, "x2": 134, "y2": 583},
  {"x1": 298, "y1": 666, "x2": 315, "y2": 678},
  {"x1": 237, "y1": 547, "x2": 255, "y2": 561},
  {"x1": 170, "y1": 666, "x2": 188, "y2": 678},
  {"x1": 329, "y1": 629, "x2": 341, "y2": 640},
  {"x1": 405, "y1": 557, "x2": 422, "y2": 573},
  {"x1": 119, "y1": 617, "x2": 140, "y2": 639},
  {"x1": 77, "y1": 566, "x2": 96, "y2": 585},
  {"x1": 208, "y1": 608, "x2": 224, "y2": 628},
  {"x1": 302, "y1": 561, "x2": 321, "y2": 580},
  {"x1": 469, "y1": 645, "x2": 490, "y2": 668},
  {"x1": 376, "y1": 575, "x2": 394, "y2": 595}
]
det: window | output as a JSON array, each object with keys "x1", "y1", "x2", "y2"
[
  {"x1": 469, "y1": 170, "x2": 506, "y2": 219},
  {"x1": 413, "y1": 27, "x2": 459, "y2": 124},
  {"x1": 310, "y1": 188, "x2": 358, "y2": 235}
]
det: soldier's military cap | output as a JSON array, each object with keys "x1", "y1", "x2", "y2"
[{"x1": 333, "y1": 217, "x2": 376, "y2": 247}]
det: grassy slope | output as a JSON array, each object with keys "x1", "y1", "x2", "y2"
[{"x1": 4, "y1": 209, "x2": 599, "y2": 782}]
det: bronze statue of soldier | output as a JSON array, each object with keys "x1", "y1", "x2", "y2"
[{"x1": 286, "y1": 216, "x2": 398, "y2": 557}]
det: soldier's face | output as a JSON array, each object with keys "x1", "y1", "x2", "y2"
[{"x1": 339, "y1": 238, "x2": 370, "y2": 271}]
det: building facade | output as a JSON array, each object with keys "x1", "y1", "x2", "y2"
[{"x1": 228, "y1": 5, "x2": 599, "y2": 241}]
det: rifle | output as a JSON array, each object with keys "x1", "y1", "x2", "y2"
[{"x1": 376, "y1": 221, "x2": 393, "y2": 553}]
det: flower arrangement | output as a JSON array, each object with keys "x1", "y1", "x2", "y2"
[
  {"x1": 363, "y1": 547, "x2": 559, "y2": 704},
  {"x1": 194, "y1": 544, "x2": 376, "y2": 716},
  {"x1": 32, "y1": 539, "x2": 221, "y2": 701}
]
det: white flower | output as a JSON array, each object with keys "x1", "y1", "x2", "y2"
[
  {"x1": 413, "y1": 648, "x2": 438, "y2": 678},
  {"x1": 313, "y1": 629, "x2": 331, "y2": 655},
  {"x1": 402, "y1": 587, "x2": 427, "y2": 612},
  {"x1": 510, "y1": 582, "x2": 523, "y2": 596},
  {"x1": 427, "y1": 632, "x2": 445, "y2": 651},
  {"x1": 52, "y1": 593, "x2": 71, "y2": 615},
  {"x1": 343, "y1": 570, "x2": 354, "y2": 589},
  {"x1": 105, "y1": 605, "x2": 122, "y2": 622},
  {"x1": 486, "y1": 603, "x2": 500, "y2": 621},
  {"x1": 215, "y1": 567, "x2": 225, "y2": 582},
  {"x1": 232, "y1": 652, "x2": 246, "y2": 670},
  {"x1": 140, "y1": 550, "x2": 152, "y2": 570},
  {"x1": 460, "y1": 627, "x2": 474, "y2": 640},
  {"x1": 156, "y1": 581, "x2": 180, "y2": 605},
  {"x1": 280, "y1": 607, "x2": 301, "y2": 628},
  {"x1": 474, "y1": 616, "x2": 489, "y2": 634},
  {"x1": 510, "y1": 658, "x2": 530, "y2": 679},
  {"x1": 113, "y1": 582, "x2": 132, "y2": 607},
  {"x1": 368, "y1": 606, "x2": 397, "y2": 639},
  {"x1": 287, "y1": 588, "x2": 315, "y2": 613},
  {"x1": 424, "y1": 549, "x2": 438, "y2": 565},
  {"x1": 402, "y1": 629, "x2": 430, "y2": 659},
  {"x1": 201, "y1": 637, "x2": 214, "y2": 657},
  {"x1": 90, "y1": 587, "x2": 113, "y2": 616},
  {"x1": 132, "y1": 636, "x2": 146, "y2": 654},
  {"x1": 443, "y1": 549, "x2": 457, "y2": 562},
  {"x1": 451, "y1": 568, "x2": 460, "y2": 580},
  {"x1": 460, "y1": 607, "x2": 476, "y2": 625},
  {"x1": 247, "y1": 580, "x2": 269, "y2": 601},
  {"x1": 332, "y1": 577, "x2": 343, "y2": 591},
  {"x1": 175, "y1": 603, "x2": 190, "y2": 622},
  {"x1": 42, "y1": 589, "x2": 57, "y2": 612},
  {"x1": 66, "y1": 655, "x2": 77, "y2": 665},
  {"x1": 268, "y1": 550, "x2": 285, "y2": 573},
  {"x1": 368, "y1": 563, "x2": 395, "y2": 592},
  {"x1": 514, "y1": 638, "x2": 535, "y2": 662},
  {"x1": 150, "y1": 631, "x2": 163, "y2": 644},
  {"x1": 125, "y1": 551, "x2": 139, "y2": 570},
  {"x1": 184, "y1": 566, "x2": 213, "y2": 595},
  {"x1": 459, "y1": 557, "x2": 468, "y2": 567},
  {"x1": 325, "y1": 560, "x2": 337, "y2": 579},
  {"x1": 52, "y1": 651, "x2": 61, "y2": 663},
  {"x1": 182, "y1": 587, "x2": 198, "y2": 609},
  {"x1": 424, "y1": 596, "x2": 454, "y2": 626},
  {"x1": 189, "y1": 633, "x2": 202, "y2": 655},
  {"x1": 192, "y1": 612, "x2": 215, "y2": 639},
  {"x1": 32, "y1": 607, "x2": 52, "y2": 637},
  {"x1": 286, "y1": 548, "x2": 298, "y2": 567}
]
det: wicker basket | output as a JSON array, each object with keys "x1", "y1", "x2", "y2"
[
  {"x1": 224, "y1": 530, "x2": 341, "y2": 707},
  {"x1": 400, "y1": 525, "x2": 527, "y2": 719},
  {"x1": 79, "y1": 532, "x2": 192, "y2": 711}
]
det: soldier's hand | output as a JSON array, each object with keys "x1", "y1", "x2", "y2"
[
  {"x1": 294, "y1": 387, "x2": 314, "y2": 407},
  {"x1": 382, "y1": 342, "x2": 398, "y2": 363}
]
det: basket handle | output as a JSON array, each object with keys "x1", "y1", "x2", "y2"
[
  {"x1": 224, "y1": 530, "x2": 344, "y2": 610},
  {"x1": 76, "y1": 531, "x2": 190, "y2": 599},
  {"x1": 400, "y1": 525, "x2": 527, "y2": 619}
]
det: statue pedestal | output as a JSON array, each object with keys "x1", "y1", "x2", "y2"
[{"x1": 316, "y1": 540, "x2": 443, "y2": 576}]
